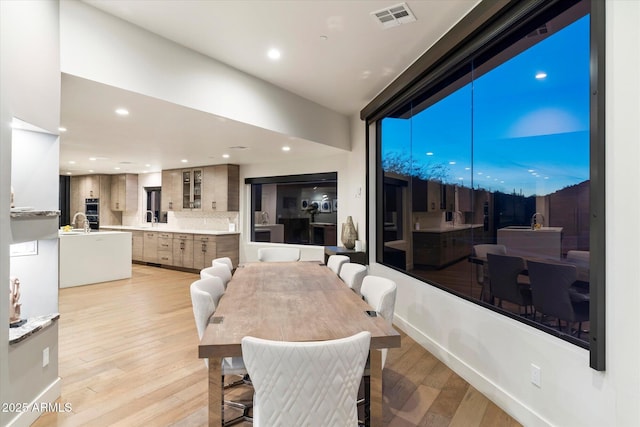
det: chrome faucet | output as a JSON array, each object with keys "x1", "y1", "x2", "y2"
[
  {"x1": 531, "y1": 212, "x2": 545, "y2": 229},
  {"x1": 72, "y1": 212, "x2": 90, "y2": 233},
  {"x1": 145, "y1": 210, "x2": 158, "y2": 226}
]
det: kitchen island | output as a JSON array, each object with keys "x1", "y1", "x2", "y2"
[
  {"x1": 59, "y1": 230, "x2": 132, "y2": 288},
  {"x1": 497, "y1": 226, "x2": 564, "y2": 260},
  {"x1": 413, "y1": 224, "x2": 485, "y2": 268}
]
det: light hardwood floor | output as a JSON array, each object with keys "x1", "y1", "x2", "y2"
[{"x1": 32, "y1": 264, "x2": 520, "y2": 427}]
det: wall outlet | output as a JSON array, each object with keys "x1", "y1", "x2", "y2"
[
  {"x1": 530, "y1": 363, "x2": 541, "y2": 388},
  {"x1": 42, "y1": 347, "x2": 50, "y2": 367}
]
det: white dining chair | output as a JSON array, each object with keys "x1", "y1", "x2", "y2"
[
  {"x1": 339, "y1": 263, "x2": 368, "y2": 296},
  {"x1": 201, "y1": 264, "x2": 232, "y2": 288},
  {"x1": 257, "y1": 246, "x2": 301, "y2": 262},
  {"x1": 326, "y1": 254, "x2": 350, "y2": 275},
  {"x1": 189, "y1": 277, "x2": 252, "y2": 426},
  {"x1": 241, "y1": 331, "x2": 371, "y2": 427},
  {"x1": 358, "y1": 275, "x2": 397, "y2": 424},
  {"x1": 212, "y1": 256, "x2": 234, "y2": 272}
]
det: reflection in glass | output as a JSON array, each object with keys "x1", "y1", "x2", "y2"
[{"x1": 379, "y1": 10, "x2": 591, "y2": 345}]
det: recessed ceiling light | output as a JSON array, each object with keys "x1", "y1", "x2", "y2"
[
  {"x1": 115, "y1": 108, "x2": 129, "y2": 116},
  {"x1": 66, "y1": 172, "x2": 72, "y2": 175},
  {"x1": 282, "y1": 146, "x2": 291, "y2": 152},
  {"x1": 114, "y1": 167, "x2": 121, "y2": 170},
  {"x1": 89, "y1": 157, "x2": 96, "y2": 161},
  {"x1": 535, "y1": 72, "x2": 547, "y2": 79},
  {"x1": 426, "y1": 152, "x2": 433, "y2": 156},
  {"x1": 145, "y1": 164, "x2": 151, "y2": 167},
  {"x1": 69, "y1": 160, "x2": 76, "y2": 164},
  {"x1": 449, "y1": 161, "x2": 456, "y2": 165},
  {"x1": 222, "y1": 154, "x2": 230, "y2": 159},
  {"x1": 58, "y1": 127, "x2": 67, "y2": 132},
  {"x1": 89, "y1": 169, "x2": 94, "y2": 173},
  {"x1": 181, "y1": 159, "x2": 188, "y2": 163},
  {"x1": 320, "y1": 35, "x2": 328, "y2": 41},
  {"x1": 267, "y1": 48, "x2": 281, "y2": 60}
]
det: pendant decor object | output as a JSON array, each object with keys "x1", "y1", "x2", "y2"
[{"x1": 341, "y1": 216, "x2": 358, "y2": 249}]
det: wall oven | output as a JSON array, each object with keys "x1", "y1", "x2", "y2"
[{"x1": 85, "y1": 198, "x2": 100, "y2": 230}]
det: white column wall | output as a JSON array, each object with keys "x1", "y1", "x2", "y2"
[
  {"x1": 0, "y1": 1, "x2": 61, "y2": 426},
  {"x1": 366, "y1": 1, "x2": 640, "y2": 426},
  {"x1": 59, "y1": 1, "x2": 349, "y2": 151}
]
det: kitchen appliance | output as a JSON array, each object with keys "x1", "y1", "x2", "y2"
[{"x1": 85, "y1": 198, "x2": 100, "y2": 230}]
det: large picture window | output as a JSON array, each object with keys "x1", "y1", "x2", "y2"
[{"x1": 366, "y1": 0, "x2": 604, "y2": 368}]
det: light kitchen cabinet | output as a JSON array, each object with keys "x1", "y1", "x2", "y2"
[
  {"x1": 157, "y1": 232, "x2": 173, "y2": 265},
  {"x1": 161, "y1": 169, "x2": 183, "y2": 211},
  {"x1": 70, "y1": 174, "x2": 104, "y2": 214},
  {"x1": 110, "y1": 173, "x2": 138, "y2": 211},
  {"x1": 131, "y1": 230, "x2": 144, "y2": 262},
  {"x1": 193, "y1": 234, "x2": 217, "y2": 270},
  {"x1": 162, "y1": 164, "x2": 239, "y2": 212},
  {"x1": 215, "y1": 234, "x2": 240, "y2": 268},
  {"x1": 182, "y1": 168, "x2": 203, "y2": 209},
  {"x1": 143, "y1": 231, "x2": 158, "y2": 263},
  {"x1": 172, "y1": 233, "x2": 194, "y2": 268},
  {"x1": 209, "y1": 164, "x2": 239, "y2": 211}
]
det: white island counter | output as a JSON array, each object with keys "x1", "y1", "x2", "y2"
[{"x1": 59, "y1": 230, "x2": 132, "y2": 288}]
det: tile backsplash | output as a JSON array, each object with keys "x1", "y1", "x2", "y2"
[{"x1": 123, "y1": 210, "x2": 239, "y2": 231}]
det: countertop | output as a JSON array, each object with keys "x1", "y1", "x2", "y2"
[
  {"x1": 59, "y1": 230, "x2": 130, "y2": 237},
  {"x1": 413, "y1": 223, "x2": 484, "y2": 233},
  {"x1": 498, "y1": 226, "x2": 563, "y2": 233},
  {"x1": 100, "y1": 225, "x2": 240, "y2": 235}
]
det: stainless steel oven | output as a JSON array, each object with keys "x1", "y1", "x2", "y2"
[{"x1": 85, "y1": 198, "x2": 100, "y2": 230}]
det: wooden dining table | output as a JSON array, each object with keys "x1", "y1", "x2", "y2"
[{"x1": 198, "y1": 261, "x2": 401, "y2": 427}]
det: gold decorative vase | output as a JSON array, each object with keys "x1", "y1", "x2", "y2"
[{"x1": 341, "y1": 216, "x2": 358, "y2": 249}]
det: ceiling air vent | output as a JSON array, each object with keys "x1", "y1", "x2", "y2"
[
  {"x1": 527, "y1": 24, "x2": 549, "y2": 38},
  {"x1": 371, "y1": 2, "x2": 416, "y2": 29}
]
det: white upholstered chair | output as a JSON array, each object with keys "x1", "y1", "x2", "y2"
[
  {"x1": 241, "y1": 331, "x2": 371, "y2": 427},
  {"x1": 326, "y1": 254, "x2": 350, "y2": 275},
  {"x1": 360, "y1": 275, "x2": 396, "y2": 368},
  {"x1": 189, "y1": 277, "x2": 252, "y2": 425},
  {"x1": 339, "y1": 263, "x2": 368, "y2": 296},
  {"x1": 358, "y1": 275, "x2": 396, "y2": 423},
  {"x1": 257, "y1": 247, "x2": 301, "y2": 262},
  {"x1": 212, "y1": 256, "x2": 234, "y2": 272},
  {"x1": 200, "y1": 264, "x2": 232, "y2": 288}
]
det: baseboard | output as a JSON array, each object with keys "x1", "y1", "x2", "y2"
[
  {"x1": 5, "y1": 377, "x2": 62, "y2": 427},
  {"x1": 392, "y1": 314, "x2": 551, "y2": 427}
]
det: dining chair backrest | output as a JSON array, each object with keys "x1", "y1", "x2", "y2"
[
  {"x1": 241, "y1": 331, "x2": 371, "y2": 427},
  {"x1": 212, "y1": 256, "x2": 234, "y2": 272},
  {"x1": 339, "y1": 263, "x2": 368, "y2": 295},
  {"x1": 190, "y1": 277, "x2": 225, "y2": 341},
  {"x1": 360, "y1": 276, "x2": 397, "y2": 327},
  {"x1": 486, "y1": 253, "x2": 528, "y2": 305},
  {"x1": 200, "y1": 264, "x2": 232, "y2": 288},
  {"x1": 473, "y1": 244, "x2": 507, "y2": 285},
  {"x1": 566, "y1": 250, "x2": 589, "y2": 264},
  {"x1": 257, "y1": 247, "x2": 301, "y2": 262},
  {"x1": 326, "y1": 255, "x2": 350, "y2": 275},
  {"x1": 527, "y1": 260, "x2": 579, "y2": 321}
]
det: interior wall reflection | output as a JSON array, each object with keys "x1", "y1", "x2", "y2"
[{"x1": 378, "y1": 7, "x2": 592, "y2": 348}]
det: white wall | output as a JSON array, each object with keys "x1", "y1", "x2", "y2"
[
  {"x1": 366, "y1": 1, "x2": 640, "y2": 426},
  {"x1": 59, "y1": 1, "x2": 350, "y2": 151},
  {"x1": 0, "y1": 1, "x2": 61, "y2": 425}
]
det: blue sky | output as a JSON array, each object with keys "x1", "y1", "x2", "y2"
[{"x1": 382, "y1": 15, "x2": 590, "y2": 197}]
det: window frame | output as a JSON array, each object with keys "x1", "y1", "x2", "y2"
[{"x1": 362, "y1": 0, "x2": 605, "y2": 370}]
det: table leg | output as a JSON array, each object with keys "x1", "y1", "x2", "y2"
[
  {"x1": 208, "y1": 357, "x2": 222, "y2": 427},
  {"x1": 369, "y1": 349, "x2": 383, "y2": 427}
]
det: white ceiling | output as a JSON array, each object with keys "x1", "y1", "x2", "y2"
[{"x1": 60, "y1": 0, "x2": 479, "y2": 176}]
